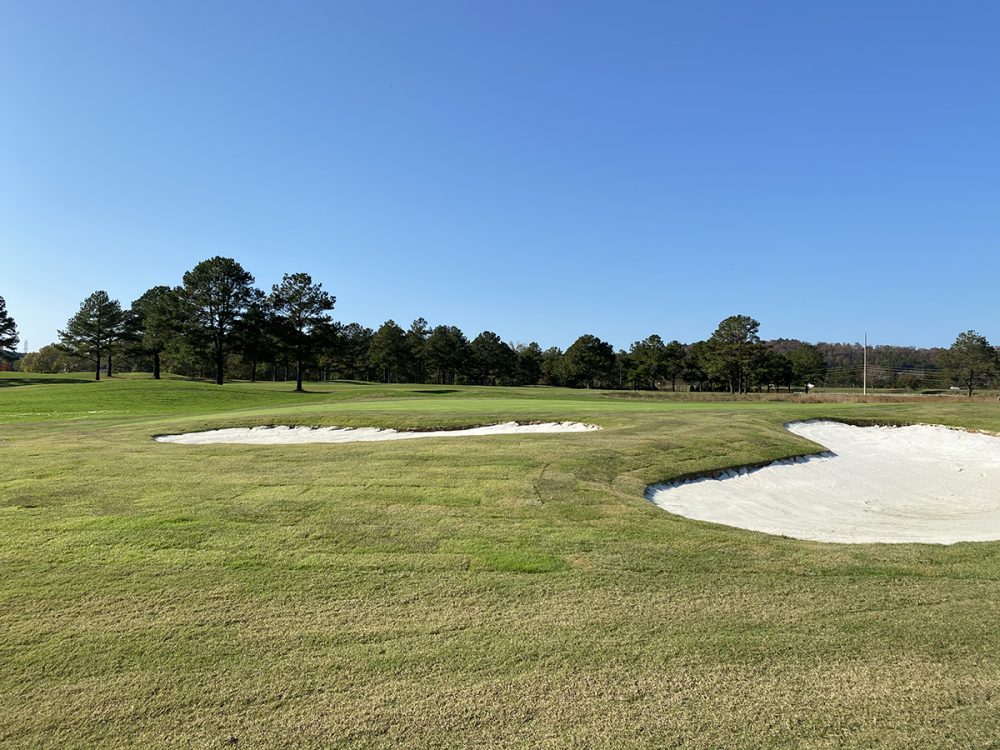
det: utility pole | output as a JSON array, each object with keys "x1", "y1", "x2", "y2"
[{"x1": 863, "y1": 333, "x2": 867, "y2": 396}]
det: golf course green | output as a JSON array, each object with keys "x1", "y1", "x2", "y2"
[{"x1": 3, "y1": 374, "x2": 1000, "y2": 748}]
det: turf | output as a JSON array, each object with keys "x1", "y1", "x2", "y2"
[{"x1": 3, "y1": 377, "x2": 1000, "y2": 748}]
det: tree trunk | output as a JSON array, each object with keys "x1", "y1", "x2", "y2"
[
  {"x1": 153, "y1": 352, "x2": 161, "y2": 380},
  {"x1": 250, "y1": 360, "x2": 257, "y2": 383},
  {"x1": 296, "y1": 359, "x2": 304, "y2": 392},
  {"x1": 107, "y1": 353, "x2": 113, "y2": 378},
  {"x1": 95, "y1": 352, "x2": 101, "y2": 381},
  {"x1": 215, "y1": 344, "x2": 224, "y2": 385}
]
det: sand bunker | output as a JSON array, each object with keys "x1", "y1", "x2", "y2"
[
  {"x1": 647, "y1": 421, "x2": 1000, "y2": 544},
  {"x1": 156, "y1": 421, "x2": 599, "y2": 445}
]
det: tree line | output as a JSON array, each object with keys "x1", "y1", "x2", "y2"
[
  {"x1": 6, "y1": 259, "x2": 999, "y2": 395},
  {"x1": 52, "y1": 258, "x2": 336, "y2": 391}
]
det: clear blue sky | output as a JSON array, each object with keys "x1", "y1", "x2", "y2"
[{"x1": 3, "y1": 1, "x2": 999, "y2": 352}]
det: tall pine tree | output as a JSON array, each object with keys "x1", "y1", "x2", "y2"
[
  {"x1": 269, "y1": 273, "x2": 336, "y2": 392},
  {"x1": 0, "y1": 295, "x2": 19, "y2": 358},
  {"x1": 180, "y1": 257, "x2": 255, "y2": 385},
  {"x1": 58, "y1": 291, "x2": 125, "y2": 381}
]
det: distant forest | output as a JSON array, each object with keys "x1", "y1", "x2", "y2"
[
  {"x1": 769, "y1": 339, "x2": 947, "y2": 389},
  {"x1": 3, "y1": 257, "x2": 996, "y2": 394}
]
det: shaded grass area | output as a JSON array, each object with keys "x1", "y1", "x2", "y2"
[
  {"x1": 3, "y1": 380, "x2": 1000, "y2": 747},
  {"x1": 0, "y1": 374, "x2": 95, "y2": 387}
]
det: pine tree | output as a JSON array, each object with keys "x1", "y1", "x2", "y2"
[
  {"x1": 469, "y1": 331, "x2": 517, "y2": 386},
  {"x1": 129, "y1": 286, "x2": 180, "y2": 380},
  {"x1": 57, "y1": 291, "x2": 125, "y2": 381},
  {"x1": 705, "y1": 315, "x2": 763, "y2": 394},
  {"x1": 368, "y1": 320, "x2": 408, "y2": 383},
  {"x1": 425, "y1": 325, "x2": 470, "y2": 385},
  {"x1": 515, "y1": 342, "x2": 543, "y2": 386},
  {"x1": 0, "y1": 295, "x2": 19, "y2": 357},
  {"x1": 180, "y1": 257, "x2": 255, "y2": 385},
  {"x1": 562, "y1": 335, "x2": 615, "y2": 388},
  {"x1": 269, "y1": 273, "x2": 336, "y2": 392},
  {"x1": 406, "y1": 318, "x2": 431, "y2": 383}
]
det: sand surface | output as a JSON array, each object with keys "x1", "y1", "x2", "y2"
[
  {"x1": 156, "y1": 421, "x2": 599, "y2": 445},
  {"x1": 647, "y1": 420, "x2": 1000, "y2": 544}
]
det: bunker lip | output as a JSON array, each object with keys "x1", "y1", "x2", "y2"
[
  {"x1": 154, "y1": 421, "x2": 600, "y2": 445},
  {"x1": 646, "y1": 420, "x2": 1000, "y2": 545}
]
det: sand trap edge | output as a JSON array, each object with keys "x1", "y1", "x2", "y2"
[
  {"x1": 643, "y1": 449, "x2": 835, "y2": 500},
  {"x1": 644, "y1": 419, "x2": 1000, "y2": 546},
  {"x1": 154, "y1": 421, "x2": 601, "y2": 445},
  {"x1": 645, "y1": 418, "x2": 999, "y2": 497}
]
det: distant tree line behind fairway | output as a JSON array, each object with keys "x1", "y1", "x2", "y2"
[{"x1": 7, "y1": 257, "x2": 1000, "y2": 394}]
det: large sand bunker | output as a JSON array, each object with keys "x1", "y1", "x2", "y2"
[
  {"x1": 647, "y1": 421, "x2": 1000, "y2": 544},
  {"x1": 156, "y1": 421, "x2": 599, "y2": 445}
]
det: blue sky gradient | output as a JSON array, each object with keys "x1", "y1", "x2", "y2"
[{"x1": 3, "y1": 1, "x2": 999, "y2": 351}]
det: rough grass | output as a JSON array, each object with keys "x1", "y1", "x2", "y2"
[{"x1": 4, "y1": 378, "x2": 1000, "y2": 748}]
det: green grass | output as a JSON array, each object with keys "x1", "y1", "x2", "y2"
[{"x1": 4, "y1": 377, "x2": 1000, "y2": 748}]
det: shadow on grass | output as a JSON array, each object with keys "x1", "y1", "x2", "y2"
[{"x1": 0, "y1": 376, "x2": 94, "y2": 387}]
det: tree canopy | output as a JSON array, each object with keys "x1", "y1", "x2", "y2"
[
  {"x1": 562, "y1": 334, "x2": 615, "y2": 388},
  {"x1": 425, "y1": 325, "x2": 470, "y2": 385},
  {"x1": 57, "y1": 291, "x2": 125, "y2": 380},
  {"x1": 0, "y1": 295, "x2": 18, "y2": 357},
  {"x1": 628, "y1": 335, "x2": 668, "y2": 390},
  {"x1": 19, "y1": 344, "x2": 88, "y2": 373},
  {"x1": 405, "y1": 318, "x2": 431, "y2": 383},
  {"x1": 941, "y1": 330, "x2": 997, "y2": 396},
  {"x1": 269, "y1": 273, "x2": 336, "y2": 392},
  {"x1": 180, "y1": 256, "x2": 255, "y2": 385},
  {"x1": 469, "y1": 331, "x2": 517, "y2": 386},
  {"x1": 336, "y1": 323, "x2": 374, "y2": 381},
  {"x1": 129, "y1": 286, "x2": 179, "y2": 380},
  {"x1": 705, "y1": 314, "x2": 762, "y2": 394},
  {"x1": 787, "y1": 343, "x2": 826, "y2": 388},
  {"x1": 515, "y1": 342, "x2": 543, "y2": 386},
  {"x1": 368, "y1": 320, "x2": 408, "y2": 383}
]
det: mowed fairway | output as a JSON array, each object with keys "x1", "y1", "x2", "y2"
[{"x1": 4, "y1": 377, "x2": 1000, "y2": 748}]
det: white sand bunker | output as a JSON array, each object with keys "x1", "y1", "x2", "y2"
[
  {"x1": 647, "y1": 421, "x2": 1000, "y2": 544},
  {"x1": 156, "y1": 421, "x2": 599, "y2": 445}
]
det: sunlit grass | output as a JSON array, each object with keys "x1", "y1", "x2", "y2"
[{"x1": 3, "y1": 378, "x2": 1000, "y2": 747}]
